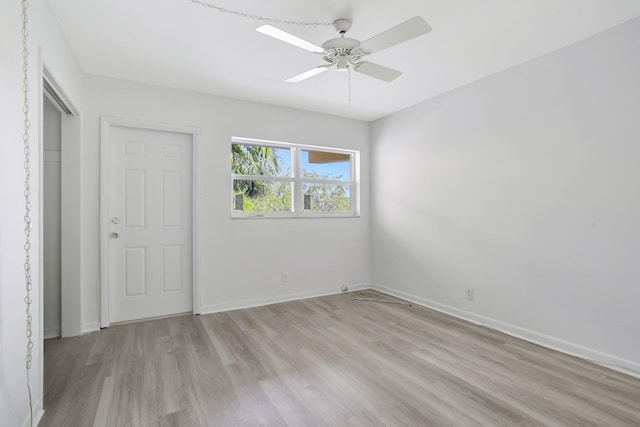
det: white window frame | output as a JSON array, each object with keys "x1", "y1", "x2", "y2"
[{"x1": 231, "y1": 137, "x2": 359, "y2": 218}]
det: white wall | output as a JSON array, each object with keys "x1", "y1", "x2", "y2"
[
  {"x1": 1, "y1": 0, "x2": 83, "y2": 425},
  {"x1": 371, "y1": 18, "x2": 640, "y2": 373},
  {"x1": 82, "y1": 75, "x2": 371, "y2": 324}
]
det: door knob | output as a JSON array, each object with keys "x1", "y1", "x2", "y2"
[{"x1": 111, "y1": 232, "x2": 119, "y2": 239}]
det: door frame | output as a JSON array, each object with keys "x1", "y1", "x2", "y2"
[
  {"x1": 99, "y1": 116, "x2": 201, "y2": 327},
  {"x1": 42, "y1": 64, "x2": 84, "y2": 338}
]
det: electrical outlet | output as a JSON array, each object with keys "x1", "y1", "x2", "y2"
[
  {"x1": 466, "y1": 289, "x2": 474, "y2": 301},
  {"x1": 282, "y1": 272, "x2": 288, "y2": 283}
]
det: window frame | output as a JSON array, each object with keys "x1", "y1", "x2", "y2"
[{"x1": 231, "y1": 137, "x2": 359, "y2": 218}]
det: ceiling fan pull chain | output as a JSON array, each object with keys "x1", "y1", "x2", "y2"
[
  {"x1": 189, "y1": 0, "x2": 333, "y2": 26},
  {"x1": 348, "y1": 67, "x2": 352, "y2": 108},
  {"x1": 20, "y1": 0, "x2": 35, "y2": 425}
]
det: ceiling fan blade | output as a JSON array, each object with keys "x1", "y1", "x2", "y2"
[
  {"x1": 285, "y1": 65, "x2": 331, "y2": 83},
  {"x1": 256, "y1": 25, "x2": 324, "y2": 53},
  {"x1": 353, "y1": 61, "x2": 402, "y2": 82},
  {"x1": 359, "y1": 16, "x2": 431, "y2": 54}
]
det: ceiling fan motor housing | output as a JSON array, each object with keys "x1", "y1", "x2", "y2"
[{"x1": 321, "y1": 37, "x2": 364, "y2": 67}]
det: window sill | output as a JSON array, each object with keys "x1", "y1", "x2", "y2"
[{"x1": 231, "y1": 213, "x2": 360, "y2": 219}]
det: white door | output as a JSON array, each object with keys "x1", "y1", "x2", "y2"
[{"x1": 107, "y1": 126, "x2": 193, "y2": 323}]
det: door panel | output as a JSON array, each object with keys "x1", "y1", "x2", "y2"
[
  {"x1": 161, "y1": 245, "x2": 182, "y2": 292},
  {"x1": 108, "y1": 126, "x2": 192, "y2": 323},
  {"x1": 161, "y1": 171, "x2": 182, "y2": 227},
  {"x1": 124, "y1": 169, "x2": 146, "y2": 228}
]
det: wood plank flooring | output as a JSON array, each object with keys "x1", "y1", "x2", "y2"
[{"x1": 41, "y1": 291, "x2": 640, "y2": 426}]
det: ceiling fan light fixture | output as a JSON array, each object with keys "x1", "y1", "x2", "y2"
[
  {"x1": 256, "y1": 25, "x2": 324, "y2": 53},
  {"x1": 336, "y1": 56, "x2": 349, "y2": 72}
]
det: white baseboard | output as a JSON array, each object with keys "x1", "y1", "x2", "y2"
[
  {"x1": 371, "y1": 284, "x2": 640, "y2": 378},
  {"x1": 21, "y1": 399, "x2": 43, "y2": 427},
  {"x1": 43, "y1": 328, "x2": 60, "y2": 339},
  {"x1": 82, "y1": 321, "x2": 101, "y2": 335},
  {"x1": 199, "y1": 283, "x2": 370, "y2": 315}
]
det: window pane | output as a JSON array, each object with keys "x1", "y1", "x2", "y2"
[
  {"x1": 233, "y1": 180, "x2": 293, "y2": 212},
  {"x1": 301, "y1": 149, "x2": 351, "y2": 180},
  {"x1": 232, "y1": 144, "x2": 291, "y2": 177},
  {"x1": 303, "y1": 183, "x2": 351, "y2": 212}
]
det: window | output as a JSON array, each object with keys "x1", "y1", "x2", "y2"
[{"x1": 231, "y1": 137, "x2": 358, "y2": 218}]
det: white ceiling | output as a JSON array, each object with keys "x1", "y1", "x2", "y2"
[{"x1": 49, "y1": 0, "x2": 640, "y2": 121}]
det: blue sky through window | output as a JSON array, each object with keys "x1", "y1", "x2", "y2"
[
  {"x1": 274, "y1": 149, "x2": 350, "y2": 180},
  {"x1": 301, "y1": 150, "x2": 350, "y2": 180}
]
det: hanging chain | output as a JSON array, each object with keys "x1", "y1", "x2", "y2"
[
  {"x1": 21, "y1": 0, "x2": 34, "y2": 425},
  {"x1": 189, "y1": 0, "x2": 333, "y2": 26}
]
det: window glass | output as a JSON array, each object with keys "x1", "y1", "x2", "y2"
[
  {"x1": 233, "y1": 180, "x2": 292, "y2": 212},
  {"x1": 301, "y1": 149, "x2": 351, "y2": 180},
  {"x1": 232, "y1": 144, "x2": 291, "y2": 177},
  {"x1": 303, "y1": 183, "x2": 351, "y2": 212}
]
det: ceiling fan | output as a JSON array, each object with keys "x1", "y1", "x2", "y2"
[{"x1": 257, "y1": 16, "x2": 431, "y2": 83}]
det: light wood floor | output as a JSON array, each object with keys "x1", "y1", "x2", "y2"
[{"x1": 42, "y1": 291, "x2": 640, "y2": 426}]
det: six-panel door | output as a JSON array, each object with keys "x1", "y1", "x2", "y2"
[{"x1": 108, "y1": 126, "x2": 193, "y2": 323}]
